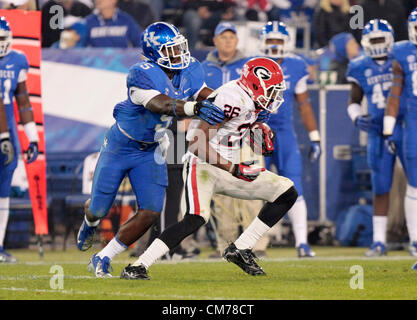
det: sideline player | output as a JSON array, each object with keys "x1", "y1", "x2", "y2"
[
  {"x1": 346, "y1": 19, "x2": 407, "y2": 256},
  {"x1": 260, "y1": 21, "x2": 320, "y2": 257},
  {"x1": 76, "y1": 22, "x2": 225, "y2": 277},
  {"x1": 383, "y1": 9, "x2": 417, "y2": 259},
  {"x1": 0, "y1": 17, "x2": 39, "y2": 263},
  {"x1": 120, "y1": 57, "x2": 299, "y2": 280}
]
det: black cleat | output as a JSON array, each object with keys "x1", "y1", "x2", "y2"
[
  {"x1": 222, "y1": 243, "x2": 266, "y2": 276},
  {"x1": 120, "y1": 264, "x2": 150, "y2": 280}
]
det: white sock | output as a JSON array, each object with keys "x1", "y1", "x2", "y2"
[
  {"x1": 133, "y1": 238, "x2": 169, "y2": 269},
  {"x1": 0, "y1": 197, "x2": 10, "y2": 247},
  {"x1": 405, "y1": 184, "x2": 417, "y2": 242},
  {"x1": 85, "y1": 215, "x2": 100, "y2": 227},
  {"x1": 288, "y1": 196, "x2": 308, "y2": 247},
  {"x1": 372, "y1": 216, "x2": 387, "y2": 244},
  {"x1": 234, "y1": 217, "x2": 270, "y2": 250},
  {"x1": 97, "y1": 236, "x2": 127, "y2": 260}
]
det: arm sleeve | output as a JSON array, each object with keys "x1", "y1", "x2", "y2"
[
  {"x1": 17, "y1": 53, "x2": 29, "y2": 83},
  {"x1": 345, "y1": 62, "x2": 360, "y2": 85},
  {"x1": 129, "y1": 86, "x2": 161, "y2": 106},
  {"x1": 294, "y1": 75, "x2": 309, "y2": 94}
]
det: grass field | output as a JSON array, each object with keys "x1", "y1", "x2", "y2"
[{"x1": 0, "y1": 246, "x2": 416, "y2": 300}]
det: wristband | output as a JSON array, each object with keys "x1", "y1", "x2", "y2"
[
  {"x1": 383, "y1": 115, "x2": 396, "y2": 136},
  {"x1": 172, "y1": 99, "x2": 179, "y2": 118},
  {"x1": 347, "y1": 103, "x2": 362, "y2": 123},
  {"x1": 23, "y1": 121, "x2": 39, "y2": 142},
  {"x1": 0, "y1": 132, "x2": 10, "y2": 140},
  {"x1": 184, "y1": 101, "x2": 197, "y2": 116},
  {"x1": 309, "y1": 130, "x2": 320, "y2": 142},
  {"x1": 388, "y1": 92, "x2": 401, "y2": 99}
]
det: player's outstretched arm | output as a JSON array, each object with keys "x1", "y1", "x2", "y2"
[
  {"x1": 0, "y1": 96, "x2": 14, "y2": 166},
  {"x1": 15, "y1": 82, "x2": 39, "y2": 164},
  {"x1": 144, "y1": 92, "x2": 225, "y2": 125},
  {"x1": 295, "y1": 91, "x2": 321, "y2": 162}
]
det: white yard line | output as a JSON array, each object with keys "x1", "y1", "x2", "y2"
[
  {"x1": 0, "y1": 286, "x2": 232, "y2": 300},
  {"x1": 11, "y1": 255, "x2": 416, "y2": 266}
]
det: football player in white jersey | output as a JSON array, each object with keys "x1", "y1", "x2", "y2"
[{"x1": 120, "y1": 57, "x2": 299, "y2": 279}]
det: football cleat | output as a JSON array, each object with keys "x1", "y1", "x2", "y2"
[
  {"x1": 0, "y1": 246, "x2": 17, "y2": 263},
  {"x1": 297, "y1": 243, "x2": 316, "y2": 258},
  {"x1": 222, "y1": 243, "x2": 266, "y2": 276},
  {"x1": 120, "y1": 264, "x2": 150, "y2": 280},
  {"x1": 77, "y1": 218, "x2": 97, "y2": 251},
  {"x1": 365, "y1": 241, "x2": 387, "y2": 257},
  {"x1": 87, "y1": 254, "x2": 113, "y2": 278},
  {"x1": 409, "y1": 242, "x2": 417, "y2": 257},
  {"x1": 412, "y1": 261, "x2": 417, "y2": 270}
]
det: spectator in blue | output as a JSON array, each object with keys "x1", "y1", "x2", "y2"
[
  {"x1": 84, "y1": 0, "x2": 142, "y2": 48},
  {"x1": 52, "y1": 20, "x2": 87, "y2": 49},
  {"x1": 201, "y1": 22, "x2": 252, "y2": 90}
]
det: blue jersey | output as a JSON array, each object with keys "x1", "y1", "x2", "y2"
[
  {"x1": 267, "y1": 54, "x2": 309, "y2": 130},
  {"x1": 113, "y1": 57, "x2": 205, "y2": 142},
  {"x1": 201, "y1": 50, "x2": 252, "y2": 90},
  {"x1": 346, "y1": 55, "x2": 406, "y2": 124},
  {"x1": 84, "y1": 9, "x2": 142, "y2": 48},
  {"x1": 392, "y1": 40, "x2": 417, "y2": 112},
  {"x1": 0, "y1": 50, "x2": 28, "y2": 138}
]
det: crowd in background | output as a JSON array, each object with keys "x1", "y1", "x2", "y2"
[{"x1": 1, "y1": 0, "x2": 416, "y2": 84}]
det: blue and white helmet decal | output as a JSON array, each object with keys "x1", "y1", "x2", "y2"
[
  {"x1": 361, "y1": 19, "x2": 394, "y2": 58},
  {"x1": 409, "y1": 8, "x2": 417, "y2": 45},
  {"x1": 0, "y1": 17, "x2": 12, "y2": 58},
  {"x1": 141, "y1": 22, "x2": 190, "y2": 70},
  {"x1": 260, "y1": 21, "x2": 290, "y2": 59}
]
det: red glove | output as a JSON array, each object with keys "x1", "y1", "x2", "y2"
[
  {"x1": 249, "y1": 123, "x2": 275, "y2": 156},
  {"x1": 232, "y1": 161, "x2": 265, "y2": 182}
]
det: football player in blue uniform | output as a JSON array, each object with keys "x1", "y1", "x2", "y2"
[
  {"x1": 0, "y1": 17, "x2": 39, "y2": 263},
  {"x1": 384, "y1": 9, "x2": 417, "y2": 259},
  {"x1": 346, "y1": 19, "x2": 408, "y2": 257},
  {"x1": 260, "y1": 21, "x2": 321, "y2": 257},
  {"x1": 76, "y1": 22, "x2": 225, "y2": 277}
]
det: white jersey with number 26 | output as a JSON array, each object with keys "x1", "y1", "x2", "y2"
[{"x1": 187, "y1": 80, "x2": 259, "y2": 163}]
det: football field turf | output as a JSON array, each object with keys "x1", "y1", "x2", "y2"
[{"x1": 0, "y1": 246, "x2": 416, "y2": 300}]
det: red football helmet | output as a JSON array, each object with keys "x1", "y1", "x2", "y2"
[{"x1": 238, "y1": 57, "x2": 286, "y2": 112}]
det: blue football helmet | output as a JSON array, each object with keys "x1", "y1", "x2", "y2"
[
  {"x1": 260, "y1": 21, "x2": 290, "y2": 59},
  {"x1": 141, "y1": 22, "x2": 190, "y2": 70},
  {"x1": 361, "y1": 19, "x2": 394, "y2": 58},
  {"x1": 409, "y1": 8, "x2": 417, "y2": 45},
  {"x1": 0, "y1": 17, "x2": 12, "y2": 57}
]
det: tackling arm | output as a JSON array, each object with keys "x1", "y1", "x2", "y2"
[{"x1": 137, "y1": 87, "x2": 225, "y2": 125}]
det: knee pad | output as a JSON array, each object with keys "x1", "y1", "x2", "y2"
[
  {"x1": 275, "y1": 186, "x2": 299, "y2": 207},
  {"x1": 159, "y1": 214, "x2": 205, "y2": 249}
]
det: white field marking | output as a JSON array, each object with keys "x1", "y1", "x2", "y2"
[
  {"x1": 2, "y1": 255, "x2": 414, "y2": 268},
  {"x1": 0, "y1": 275, "x2": 96, "y2": 281},
  {"x1": 0, "y1": 287, "x2": 233, "y2": 300}
]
